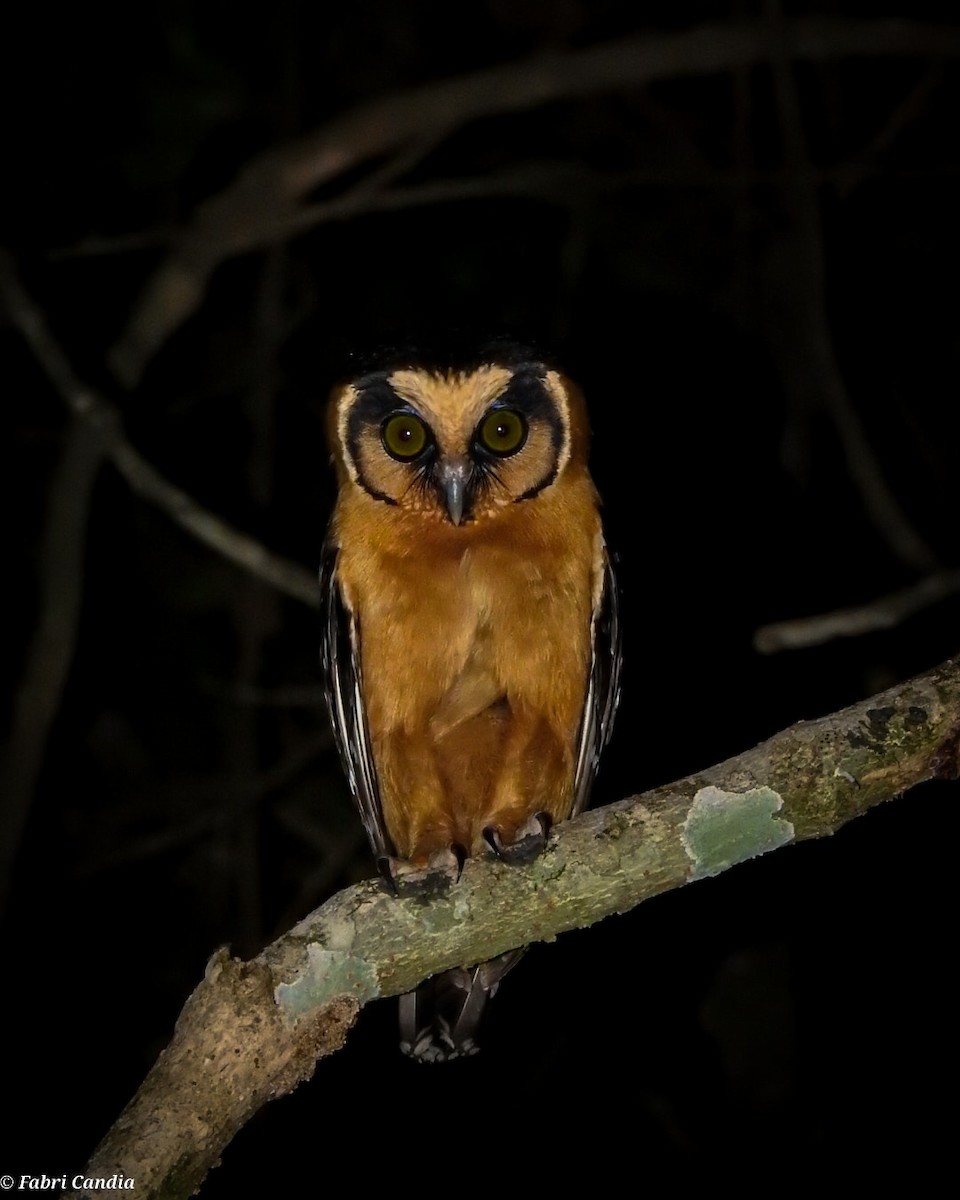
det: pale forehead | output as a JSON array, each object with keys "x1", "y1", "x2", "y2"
[{"x1": 387, "y1": 365, "x2": 515, "y2": 444}]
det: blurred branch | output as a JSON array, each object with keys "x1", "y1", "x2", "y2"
[
  {"x1": 70, "y1": 654, "x2": 960, "y2": 1199},
  {"x1": 269, "y1": 824, "x2": 368, "y2": 938},
  {"x1": 0, "y1": 251, "x2": 319, "y2": 609},
  {"x1": 75, "y1": 730, "x2": 333, "y2": 878},
  {"x1": 108, "y1": 16, "x2": 960, "y2": 385},
  {"x1": 835, "y1": 62, "x2": 943, "y2": 200},
  {"x1": 763, "y1": 0, "x2": 938, "y2": 572},
  {"x1": 0, "y1": 253, "x2": 109, "y2": 910},
  {"x1": 47, "y1": 161, "x2": 960, "y2": 263},
  {"x1": 109, "y1": 441, "x2": 320, "y2": 606},
  {"x1": 0, "y1": 418, "x2": 102, "y2": 912},
  {"x1": 224, "y1": 244, "x2": 287, "y2": 951},
  {"x1": 754, "y1": 570, "x2": 960, "y2": 653},
  {"x1": 199, "y1": 679, "x2": 327, "y2": 708}
]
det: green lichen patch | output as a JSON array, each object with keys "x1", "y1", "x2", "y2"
[
  {"x1": 682, "y1": 785, "x2": 794, "y2": 880},
  {"x1": 274, "y1": 944, "x2": 380, "y2": 1018}
]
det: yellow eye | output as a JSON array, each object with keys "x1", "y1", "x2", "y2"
[
  {"x1": 381, "y1": 412, "x2": 428, "y2": 461},
  {"x1": 478, "y1": 409, "x2": 526, "y2": 457}
]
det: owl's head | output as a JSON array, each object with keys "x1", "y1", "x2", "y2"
[{"x1": 327, "y1": 351, "x2": 590, "y2": 525}]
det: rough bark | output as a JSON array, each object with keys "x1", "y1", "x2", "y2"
[{"x1": 69, "y1": 654, "x2": 959, "y2": 1198}]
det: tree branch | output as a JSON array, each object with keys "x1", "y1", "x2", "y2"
[
  {"x1": 754, "y1": 570, "x2": 960, "y2": 652},
  {"x1": 69, "y1": 654, "x2": 960, "y2": 1199},
  {"x1": 0, "y1": 417, "x2": 102, "y2": 912},
  {"x1": 763, "y1": 0, "x2": 939, "y2": 572},
  {"x1": 0, "y1": 251, "x2": 319, "y2": 609}
]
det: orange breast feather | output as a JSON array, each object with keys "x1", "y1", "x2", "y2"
[{"x1": 331, "y1": 470, "x2": 602, "y2": 860}]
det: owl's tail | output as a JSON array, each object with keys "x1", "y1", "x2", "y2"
[{"x1": 398, "y1": 949, "x2": 525, "y2": 1063}]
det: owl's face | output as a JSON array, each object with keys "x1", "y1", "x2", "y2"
[{"x1": 329, "y1": 362, "x2": 588, "y2": 525}]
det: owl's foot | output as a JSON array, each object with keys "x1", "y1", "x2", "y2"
[
  {"x1": 483, "y1": 811, "x2": 553, "y2": 864},
  {"x1": 378, "y1": 845, "x2": 465, "y2": 898}
]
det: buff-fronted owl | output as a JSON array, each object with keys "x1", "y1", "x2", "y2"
[{"x1": 321, "y1": 342, "x2": 621, "y2": 1060}]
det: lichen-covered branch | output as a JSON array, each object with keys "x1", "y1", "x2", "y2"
[{"x1": 70, "y1": 654, "x2": 960, "y2": 1199}]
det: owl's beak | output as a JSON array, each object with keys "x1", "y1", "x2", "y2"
[{"x1": 437, "y1": 457, "x2": 471, "y2": 526}]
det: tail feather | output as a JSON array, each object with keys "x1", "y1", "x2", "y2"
[{"x1": 399, "y1": 949, "x2": 525, "y2": 1062}]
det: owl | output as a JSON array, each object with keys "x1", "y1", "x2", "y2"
[{"x1": 320, "y1": 342, "x2": 621, "y2": 1061}]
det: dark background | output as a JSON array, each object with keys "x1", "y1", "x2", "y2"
[{"x1": 2, "y1": 0, "x2": 958, "y2": 1186}]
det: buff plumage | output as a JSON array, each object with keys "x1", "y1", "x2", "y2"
[{"x1": 321, "y1": 345, "x2": 620, "y2": 1060}]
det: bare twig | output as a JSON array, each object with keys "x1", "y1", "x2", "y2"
[
  {"x1": 835, "y1": 62, "x2": 943, "y2": 200},
  {"x1": 68, "y1": 653, "x2": 960, "y2": 1199},
  {"x1": 763, "y1": 0, "x2": 938, "y2": 572},
  {"x1": 109, "y1": 17, "x2": 960, "y2": 385},
  {"x1": 0, "y1": 419, "x2": 102, "y2": 912},
  {"x1": 269, "y1": 824, "x2": 368, "y2": 937},
  {"x1": 199, "y1": 679, "x2": 327, "y2": 708},
  {"x1": 0, "y1": 251, "x2": 319, "y2": 609},
  {"x1": 0, "y1": 256, "x2": 109, "y2": 914},
  {"x1": 730, "y1": 0, "x2": 755, "y2": 324},
  {"x1": 754, "y1": 570, "x2": 960, "y2": 653},
  {"x1": 75, "y1": 730, "x2": 333, "y2": 877},
  {"x1": 226, "y1": 242, "x2": 291, "y2": 950},
  {"x1": 109, "y1": 442, "x2": 320, "y2": 606},
  {"x1": 46, "y1": 160, "x2": 960, "y2": 265},
  {"x1": 47, "y1": 226, "x2": 175, "y2": 259}
]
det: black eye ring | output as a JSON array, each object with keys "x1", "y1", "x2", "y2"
[
  {"x1": 477, "y1": 408, "x2": 527, "y2": 457},
  {"x1": 381, "y1": 412, "x2": 430, "y2": 461}
]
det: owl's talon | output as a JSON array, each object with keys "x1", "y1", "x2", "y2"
[
  {"x1": 379, "y1": 846, "x2": 465, "y2": 897},
  {"x1": 483, "y1": 811, "x2": 552, "y2": 864},
  {"x1": 377, "y1": 856, "x2": 400, "y2": 895}
]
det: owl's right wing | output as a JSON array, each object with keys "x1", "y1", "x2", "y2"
[
  {"x1": 319, "y1": 544, "x2": 393, "y2": 860},
  {"x1": 571, "y1": 549, "x2": 623, "y2": 818}
]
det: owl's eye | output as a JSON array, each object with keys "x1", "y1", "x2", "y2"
[
  {"x1": 478, "y1": 409, "x2": 527, "y2": 457},
  {"x1": 381, "y1": 412, "x2": 429, "y2": 461}
]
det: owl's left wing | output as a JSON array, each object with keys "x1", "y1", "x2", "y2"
[
  {"x1": 319, "y1": 544, "x2": 393, "y2": 860},
  {"x1": 571, "y1": 550, "x2": 623, "y2": 818}
]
